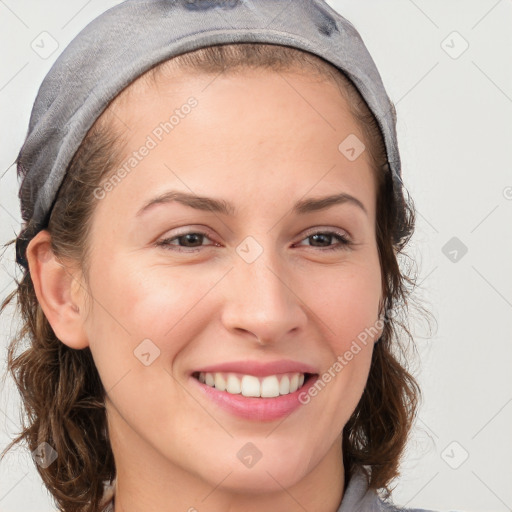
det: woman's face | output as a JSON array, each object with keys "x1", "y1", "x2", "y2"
[{"x1": 77, "y1": 68, "x2": 383, "y2": 498}]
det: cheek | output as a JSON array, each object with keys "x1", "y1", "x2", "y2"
[
  {"x1": 82, "y1": 258, "x2": 219, "y2": 434},
  {"x1": 82, "y1": 256, "x2": 206, "y2": 377},
  {"x1": 301, "y1": 258, "x2": 382, "y2": 424},
  {"x1": 82, "y1": 253, "x2": 235, "y2": 381},
  {"x1": 86, "y1": 259, "x2": 181, "y2": 378},
  {"x1": 315, "y1": 258, "x2": 382, "y2": 350}
]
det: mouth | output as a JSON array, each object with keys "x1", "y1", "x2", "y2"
[
  {"x1": 189, "y1": 360, "x2": 320, "y2": 421},
  {"x1": 191, "y1": 371, "x2": 317, "y2": 398}
]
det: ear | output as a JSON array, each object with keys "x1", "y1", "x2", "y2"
[{"x1": 26, "y1": 230, "x2": 89, "y2": 349}]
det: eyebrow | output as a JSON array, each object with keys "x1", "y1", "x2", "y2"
[{"x1": 136, "y1": 190, "x2": 368, "y2": 217}]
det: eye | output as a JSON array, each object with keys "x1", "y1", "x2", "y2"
[
  {"x1": 295, "y1": 230, "x2": 353, "y2": 252},
  {"x1": 155, "y1": 228, "x2": 353, "y2": 253},
  {"x1": 155, "y1": 230, "x2": 217, "y2": 252}
]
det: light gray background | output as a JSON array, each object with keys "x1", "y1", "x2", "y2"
[{"x1": 1, "y1": 1, "x2": 511, "y2": 511}]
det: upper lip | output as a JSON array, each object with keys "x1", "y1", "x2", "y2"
[{"x1": 192, "y1": 360, "x2": 319, "y2": 377}]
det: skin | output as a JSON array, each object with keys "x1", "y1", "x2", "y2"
[{"x1": 27, "y1": 67, "x2": 384, "y2": 512}]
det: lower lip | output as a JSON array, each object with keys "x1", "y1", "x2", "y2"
[{"x1": 190, "y1": 374, "x2": 319, "y2": 422}]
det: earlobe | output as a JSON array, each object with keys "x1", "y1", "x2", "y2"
[{"x1": 26, "y1": 230, "x2": 90, "y2": 349}]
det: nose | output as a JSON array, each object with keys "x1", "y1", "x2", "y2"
[{"x1": 220, "y1": 244, "x2": 307, "y2": 346}]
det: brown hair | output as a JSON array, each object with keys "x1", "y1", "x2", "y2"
[{"x1": 1, "y1": 43, "x2": 428, "y2": 510}]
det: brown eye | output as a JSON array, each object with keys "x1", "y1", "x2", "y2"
[
  {"x1": 296, "y1": 231, "x2": 352, "y2": 251},
  {"x1": 156, "y1": 230, "x2": 216, "y2": 252}
]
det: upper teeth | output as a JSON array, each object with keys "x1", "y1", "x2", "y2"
[{"x1": 197, "y1": 372, "x2": 306, "y2": 398}]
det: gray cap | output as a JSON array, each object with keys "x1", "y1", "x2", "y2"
[{"x1": 15, "y1": 0, "x2": 403, "y2": 269}]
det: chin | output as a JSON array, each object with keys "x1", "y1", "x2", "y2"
[{"x1": 213, "y1": 461, "x2": 307, "y2": 494}]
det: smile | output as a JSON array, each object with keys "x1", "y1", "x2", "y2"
[
  {"x1": 190, "y1": 360, "x2": 320, "y2": 421},
  {"x1": 193, "y1": 371, "x2": 311, "y2": 398}
]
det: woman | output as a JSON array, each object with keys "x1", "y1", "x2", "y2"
[{"x1": 1, "y1": 1, "x2": 437, "y2": 511}]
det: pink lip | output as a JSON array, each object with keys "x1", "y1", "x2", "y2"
[
  {"x1": 191, "y1": 359, "x2": 318, "y2": 377},
  {"x1": 189, "y1": 360, "x2": 320, "y2": 422}
]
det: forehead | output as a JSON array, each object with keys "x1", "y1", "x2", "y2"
[
  {"x1": 109, "y1": 61, "x2": 347, "y2": 131},
  {"x1": 95, "y1": 66, "x2": 377, "y2": 223},
  {"x1": 109, "y1": 65, "x2": 367, "y2": 161}
]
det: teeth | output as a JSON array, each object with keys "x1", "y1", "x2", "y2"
[
  {"x1": 197, "y1": 372, "x2": 307, "y2": 398},
  {"x1": 226, "y1": 374, "x2": 241, "y2": 394},
  {"x1": 214, "y1": 373, "x2": 226, "y2": 392},
  {"x1": 290, "y1": 374, "x2": 299, "y2": 393},
  {"x1": 279, "y1": 375, "x2": 290, "y2": 395},
  {"x1": 205, "y1": 373, "x2": 215, "y2": 387},
  {"x1": 241, "y1": 375, "x2": 260, "y2": 397},
  {"x1": 260, "y1": 375, "x2": 280, "y2": 397}
]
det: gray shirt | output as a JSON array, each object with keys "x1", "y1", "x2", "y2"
[
  {"x1": 336, "y1": 466, "x2": 436, "y2": 511},
  {"x1": 100, "y1": 466, "x2": 437, "y2": 511}
]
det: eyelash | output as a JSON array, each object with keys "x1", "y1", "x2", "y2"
[{"x1": 155, "y1": 229, "x2": 353, "y2": 253}]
